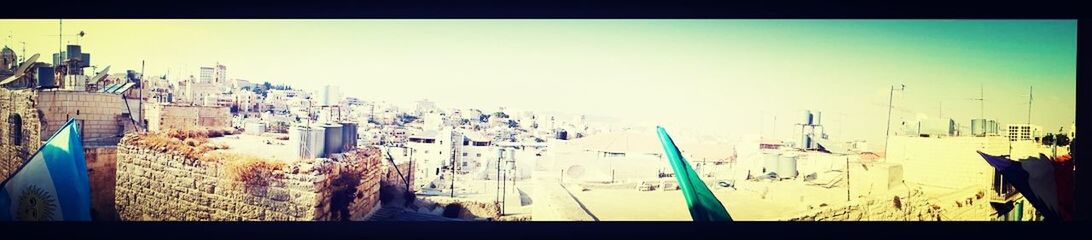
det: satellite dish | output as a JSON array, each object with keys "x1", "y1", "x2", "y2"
[
  {"x1": 0, "y1": 53, "x2": 40, "y2": 86},
  {"x1": 90, "y1": 65, "x2": 111, "y2": 84}
]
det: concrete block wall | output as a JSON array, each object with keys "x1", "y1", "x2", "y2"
[
  {"x1": 35, "y1": 91, "x2": 130, "y2": 141},
  {"x1": 150, "y1": 105, "x2": 231, "y2": 132},
  {"x1": 886, "y1": 136, "x2": 1006, "y2": 190},
  {"x1": 114, "y1": 141, "x2": 383, "y2": 221}
]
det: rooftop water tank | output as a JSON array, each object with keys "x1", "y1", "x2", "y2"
[
  {"x1": 340, "y1": 122, "x2": 358, "y2": 151},
  {"x1": 763, "y1": 152, "x2": 779, "y2": 174},
  {"x1": 291, "y1": 125, "x2": 325, "y2": 159},
  {"x1": 971, "y1": 119, "x2": 987, "y2": 137},
  {"x1": 322, "y1": 123, "x2": 344, "y2": 156},
  {"x1": 778, "y1": 154, "x2": 799, "y2": 179},
  {"x1": 244, "y1": 121, "x2": 266, "y2": 135},
  {"x1": 36, "y1": 66, "x2": 56, "y2": 89}
]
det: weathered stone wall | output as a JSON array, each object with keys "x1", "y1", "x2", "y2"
[
  {"x1": 787, "y1": 187, "x2": 998, "y2": 221},
  {"x1": 0, "y1": 88, "x2": 43, "y2": 182},
  {"x1": 85, "y1": 146, "x2": 119, "y2": 220},
  {"x1": 380, "y1": 160, "x2": 414, "y2": 204},
  {"x1": 414, "y1": 196, "x2": 501, "y2": 219},
  {"x1": 115, "y1": 141, "x2": 383, "y2": 221}
]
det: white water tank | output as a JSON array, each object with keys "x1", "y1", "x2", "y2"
[
  {"x1": 778, "y1": 154, "x2": 799, "y2": 179},
  {"x1": 291, "y1": 125, "x2": 325, "y2": 159}
]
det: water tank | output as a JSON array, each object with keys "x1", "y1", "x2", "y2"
[
  {"x1": 340, "y1": 122, "x2": 358, "y2": 151},
  {"x1": 80, "y1": 53, "x2": 91, "y2": 68},
  {"x1": 36, "y1": 66, "x2": 56, "y2": 89},
  {"x1": 762, "y1": 152, "x2": 780, "y2": 174},
  {"x1": 778, "y1": 154, "x2": 798, "y2": 178},
  {"x1": 244, "y1": 121, "x2": 266, "y2": 135},
  {"x1": 322, "y1": 123, "x2": 344, "y2": 156},
  {"x1": 66, "y1": 45, "x2": 82, "y2": 60},
  {"x1": 970, "y1": 119, "x2": 986, "y2": 137},
  {"x1": 291, "y1": 126, "x2": 325, "y2": 159}
]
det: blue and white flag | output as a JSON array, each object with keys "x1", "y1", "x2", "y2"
[{"x1": 0, "y1": 119, "x2": 91, "y2": 221}]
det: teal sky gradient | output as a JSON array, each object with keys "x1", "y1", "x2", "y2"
[{"x1": 1, "y1": 20, "x2": 1076, "y2": 149}]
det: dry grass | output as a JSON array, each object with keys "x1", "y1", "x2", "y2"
[
  {"x1": 207, "y1": 152, "x2": 287, "y2": 187},
  {"x1": 122, "y1": 129, "x2": 230, "y2": 160}
]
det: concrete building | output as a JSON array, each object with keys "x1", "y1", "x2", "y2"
[
  {"x1": 1006, "y1": 124, "x2": 1042, "y2": 142},
  {"x1": 199, "y1": 67, "x2": 214, "y2": 84},
  {"x1": 406, "y1": 127, "x2": 455, "y2": 189},
  {"x1": 145, "y1": 104, "x2": 231, "y2": 132}
]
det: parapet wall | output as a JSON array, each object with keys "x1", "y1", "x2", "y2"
[
  {"x1": 36, "y1": 91, "x2": 131, "y2": 142},
  {"x1": 786, "y1": 187, "x2": 997, "y2": 221},
  {"x1": 115, "y1": 138, "x2": 382, "y2": 221}
]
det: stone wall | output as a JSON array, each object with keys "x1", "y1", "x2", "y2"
[
  {"x1": 0, "y1": 88, "x2": 43, "y2": 182},
  {"x1": 413, "y1": 196, "x2": 501, "y2": 220},
  {"x1": 85, "y1": 146, "x2": 119, "y2": 220},
  {"x1": 379, "y1": 160, "x2": 414, "y2": 204},
  {"x1": 786, "y1": 186, "x2": 997, "y2": 221},
  {"x1": 114, "y1": 140, "x2": 382, "y2": 221}
]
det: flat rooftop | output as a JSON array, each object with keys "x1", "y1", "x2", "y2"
[{"x1": 207, "y1": 134, "x2": 298, "y2": 161}]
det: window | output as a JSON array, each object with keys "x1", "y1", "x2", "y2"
[
  {"x1": 462, "y1": 152, "x2": 468, "y2": 157},
  {"x1": 9, "y1": 114, "x2": 22, "y2": 146},
  {"x1": 462, "y1": 162, "x2": 468, "y2": 167},
  {"x1": 476, "y1": 153, "x2": 481, "y2": 157}
]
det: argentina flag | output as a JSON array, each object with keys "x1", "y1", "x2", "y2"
[{"x1": 0, "y1": 119, "x2": 91, "y2": 221}]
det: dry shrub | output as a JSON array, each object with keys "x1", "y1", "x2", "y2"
[
  {"x1": 275, "y1": 135, "x2": 289, "y2": 141},
  {"x1": 123, "y1": 129, "x2": 230, "y2": 160},
  {"x1": 167, "y1": 129, "x2": 208, "y2": 141},
  {"x1": 210, "y1": 152, "x2": 287, "y2": 187},
  {"x1": 206, "y1": 129, "x2": 225, "y2": 138}
]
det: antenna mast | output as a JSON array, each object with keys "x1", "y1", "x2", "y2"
[{"x1": 1027, "y1": 86, "x2": 1033, "y2": 125}]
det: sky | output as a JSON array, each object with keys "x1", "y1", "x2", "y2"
[{"x1": 0, "y1": 20, "x2": 1077, "y2": 149}]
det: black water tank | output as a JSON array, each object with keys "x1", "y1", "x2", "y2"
[{"x1": 36, "y1": 66, "x2": 56, "y2": 89}]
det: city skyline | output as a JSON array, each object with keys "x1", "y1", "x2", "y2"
[{"x1": 0, "y1": 19, "x2": 1077, "y2": 148}]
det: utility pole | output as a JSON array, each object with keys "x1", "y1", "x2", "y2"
[
  {"x1": 139, "y1": 60, "x2": 145, "y2": 131},
  {"x1": 501, "y1": 163, "x2": 507, "y2": 216},
  {"x1": 884, "y1": 84, "x2": 905, "y2": 157},
  {"x1": 450, "y1": 130, "x2": 458, "y2": 198},
  {"x1": 496, "y1": 148, "x2": 502, "y2": 204}
]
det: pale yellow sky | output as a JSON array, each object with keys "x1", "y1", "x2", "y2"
[{"x1": 0, "y1": 20, "x2": 1077, "y2": 148}]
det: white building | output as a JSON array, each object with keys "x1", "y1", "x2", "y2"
[
  {"x1": 199, "y1": 67, "x2": 214, "y2": 84},
  {"x1": 456, "y1": 131, "x2": 493, "y2": 174},
  {"x1": 406, "y1": 127, "x2": 455, "y2": 189},
  {"x1": 1006, "y1": 124, "x2": 1042, "y2": 141},
  {"x1": 415, "y1": 99, "x2": 438, "y2": 116},
  {"x1": 213, "y1": 64, "x2": 227, "y2": 87}
]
